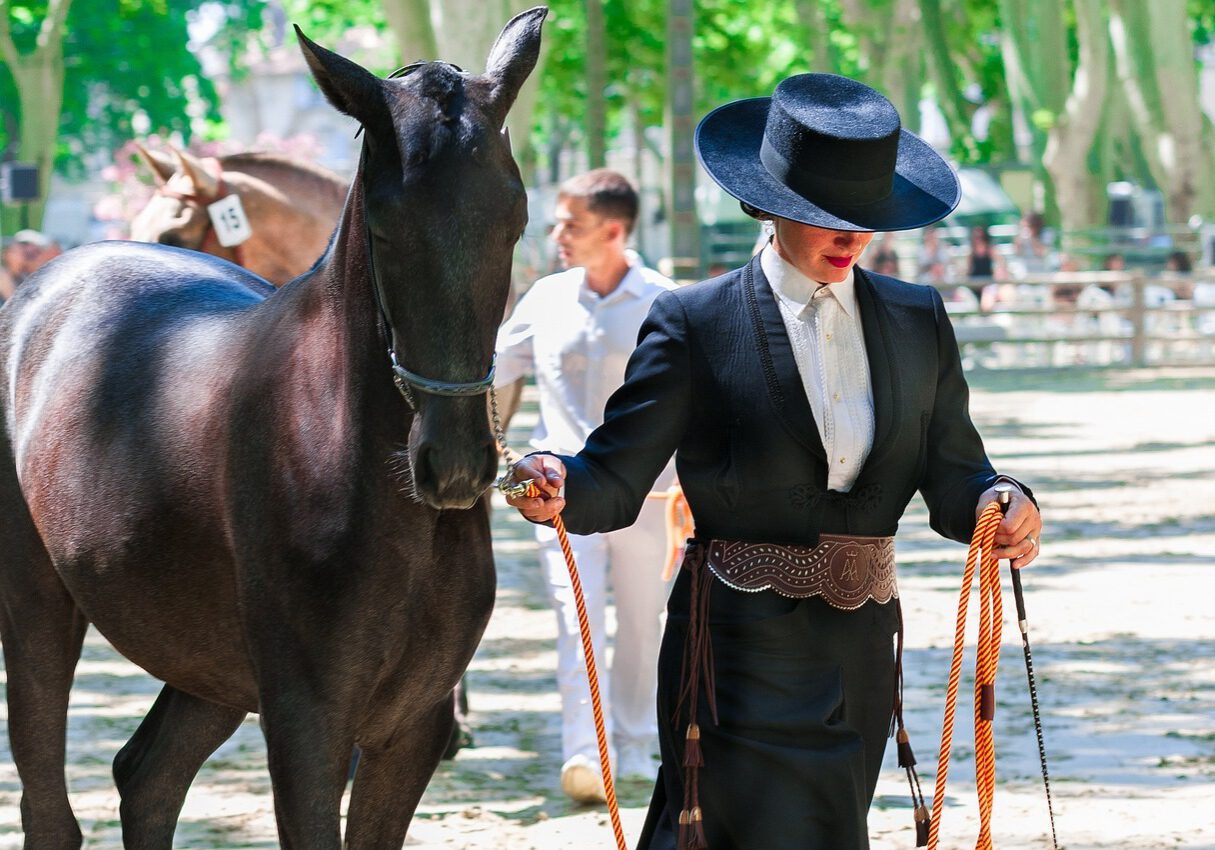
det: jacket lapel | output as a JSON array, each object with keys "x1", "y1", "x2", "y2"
[
  {"x1": 744, "y1": 256, "x2": 827, "y2": 460},
  {"x1": 854, "y1": 268, "x2": 900, "y2": 471}
]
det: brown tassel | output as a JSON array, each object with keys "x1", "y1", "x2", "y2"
[
  {"x1": 677, "y1": 808, "x2": 692, "y2": 850},
  {"x1": 683, "y1": 723, "x2": 703, "y2": 768},
  {"x1": 914, "y1": 804, "x2": 931, "y2": 847},
  {"x1": 897, "y1": 727, "x2": 916, "y2": 768},
  {"x1": 689, "y1": 806, "x2": 709, "y2": 849}
]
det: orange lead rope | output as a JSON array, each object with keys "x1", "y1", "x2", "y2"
[
  {"x1": 523, "y1": 480, "x2": 630, "y2": 850},
  {"x1": 927, "y1": 499, "x2": 1005, "y2": 850}
]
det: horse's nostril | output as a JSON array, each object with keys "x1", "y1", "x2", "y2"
[
  {"x1": 413, "y1": 444, "x2": 436, "y2": 490},
  {"x1": 483, "y1": 442, "x2": 500, "y2": 481}
]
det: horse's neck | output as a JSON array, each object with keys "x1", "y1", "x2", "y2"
[{"x1": 283, "y1": 175, "x2": 389, "y2": 398}]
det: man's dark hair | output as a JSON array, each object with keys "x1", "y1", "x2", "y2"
[{"x1": 559, "y1": 169, "x2": 639, "y2": 235}]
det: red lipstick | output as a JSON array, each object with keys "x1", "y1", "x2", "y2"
[{"x1": 826, "y1": 256, "x2": 852, "y2": 269}]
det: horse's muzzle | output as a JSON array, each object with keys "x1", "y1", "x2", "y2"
[{"x1": 412, "y1": 436, "x2": 498, "y2": 510}]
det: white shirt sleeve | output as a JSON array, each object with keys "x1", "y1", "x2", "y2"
[{"x1": 494, "y1": 287, "x2": 539, "y2": 387}]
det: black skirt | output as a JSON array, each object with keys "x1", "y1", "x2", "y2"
[{"x1": 638, "y1": 567, "x2": 900, "y2": 850}]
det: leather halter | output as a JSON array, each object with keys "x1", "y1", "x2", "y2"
[
  {"x1": 155, "y1": 159, "x2": 246, "y2": 268},
  {"x1": 359, "y1": 59, "x2": 496, "y2": 410}
]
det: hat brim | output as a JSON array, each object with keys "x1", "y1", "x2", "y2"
[{"x1": 695, "y1": 97, "x2": 960, "y2": 232}]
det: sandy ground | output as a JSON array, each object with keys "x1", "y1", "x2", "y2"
[{"x1": 2, "y1": 366, "x2": 1214, "y2": 849}]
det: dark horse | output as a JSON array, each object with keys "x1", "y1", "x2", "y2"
[{"x1": 0, "y1": 8, "x2": 545, "y2": 849}]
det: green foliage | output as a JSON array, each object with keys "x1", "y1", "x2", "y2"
[
  {"x1": 534, "y1": 0, "x2": 815, "y2": 162},
  {"x1": 279, "y1": 0, "x2": 386, "y2": 49},
  {"x1": 1189, "y1": 0, "x2": 1215, "y2": 43},
  {"x1": 0, "y1": 0, "x2": 267, "y2": 177}
]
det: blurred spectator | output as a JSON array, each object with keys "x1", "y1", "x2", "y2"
[
  {"x1": 1163, "y1": 250, "x2": 1194, "y2": 301},
  {"x1": 1194, "y1": 277, "x2": 1215, "y2": 335},
  {"x1": 2, "y1": 230, "x2": 60, "y2": 301},
  {"x1": 965, "y1": 225, "x2": 1002, "y2": 279},
  {"x1": 868, "y1": 232, "x2": 900, "y2": 276},
  {"x1": 1052, "y1": 254, "x2": 1083, "y2": 306},
  {"x1": 1165, "y1": 250, "x2": 1192, "y2": 273},
  {"x1": 0, "y1": 258, "x2": 13, "y2": 301},
  {"x1": 916, "y1": 225, "x2": 950, "y2": 283},
  {"x1": 943, "y1": 283, "x2": 979, "y2": 312},
  {"x1": 1009, "y1": 211, "x2": 1054, "y2": 276},
  {"x1": 1102, "y1": 252, "x2": 1126, "y2": 272}
]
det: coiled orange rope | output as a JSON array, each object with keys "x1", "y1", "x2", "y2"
[
  {"x1": 524, "y1": 481, "x2": 629, "y2": 850},
  {"x1": 926, "y1": 499, "x2": 1005, "y2": 850},
  {"x1": 652, "y1": 485, "x2": 693, "y2": 581}
]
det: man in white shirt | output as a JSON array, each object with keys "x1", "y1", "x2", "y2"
[{"x1": 495, "y1": 169, "x2": 677, "y2": 803}]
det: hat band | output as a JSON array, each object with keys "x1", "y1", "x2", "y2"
[{"x1": 760, "y1": 135, "x2": 894, "y2": 210}]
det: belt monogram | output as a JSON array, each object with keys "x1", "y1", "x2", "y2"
[{"x1": 703, "y1": 534, "x2": 897, "y2": 609}]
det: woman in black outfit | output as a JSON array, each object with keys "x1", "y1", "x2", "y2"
[{"x1": 506, "y1": 73, "x2": 1042, "y2": 850}]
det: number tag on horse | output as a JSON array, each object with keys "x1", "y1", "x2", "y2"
[{"x1": 207, "y1": 194, "x2": 253, "y2": 247}]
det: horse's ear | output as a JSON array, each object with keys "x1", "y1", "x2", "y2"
[
  {"x1": 173, "y1": 148, "x2": 220, "y2": 200},
  {"x1": 135, "y1": 141, "x2": 177, "y2": 185},
  {"x1": 483, "y1": 6, "x2": 547, "y2": 124},
  {"x1": 294, "y1": 26, "x2": 385, "y2": 130}
]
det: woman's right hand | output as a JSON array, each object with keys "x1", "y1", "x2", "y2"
[{"x1": 503, "y1": 454, "x2": 567, "y2": 522}]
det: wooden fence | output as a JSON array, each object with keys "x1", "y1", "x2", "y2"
[{"x1": 936, "y1": 271, "x2": 1215, "y2": 368}]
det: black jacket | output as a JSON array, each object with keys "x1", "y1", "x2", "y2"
[{"x1": 558, "y1": 254, "x2": 1021, "y2": 545}]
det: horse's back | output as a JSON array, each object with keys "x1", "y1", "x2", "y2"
[
  {"x1": 3, "y1": 240, "x2": 272, "y2": 330},
  {"x1": 2, "y1": 241, "x2": 270, "y2": 420}
]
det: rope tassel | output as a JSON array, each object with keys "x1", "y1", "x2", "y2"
[{"x1": 683, "y1": 723, "x2": 703, "y2": 768}]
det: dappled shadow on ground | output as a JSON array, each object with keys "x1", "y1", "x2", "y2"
[
  {"x1": 900, "y1": 634, "x2": 1215, "y2": 788},
  {"x1": 966, "y1": 366, "x2": 1215, "y2": 395}
]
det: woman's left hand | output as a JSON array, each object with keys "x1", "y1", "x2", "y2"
[{"x1": 976, "y1": 485, "x2": 1042, "y2": 569}]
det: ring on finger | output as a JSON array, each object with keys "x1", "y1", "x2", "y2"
[{"x1": 1025, "y1": 534, "x2": 1038, "y2": 550}]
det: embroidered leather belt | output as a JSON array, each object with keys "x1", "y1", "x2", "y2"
[{"x1": 704, "y1": 534, "x2": 897, "y2": 609}]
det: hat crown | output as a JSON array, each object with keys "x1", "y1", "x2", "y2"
[
  {"x1": 761, "y1": 74, "x2": 900, "y2": 206},
  {"x1": 775, "y1": 74, "x2": 900, "y2": 142}
]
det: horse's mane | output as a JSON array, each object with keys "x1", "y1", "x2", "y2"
[{"x1": 218, "y1": 152, "x2": 348, "y2": 197}]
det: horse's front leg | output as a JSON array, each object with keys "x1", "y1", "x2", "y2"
[
  {"x1": 112, "y1": 685, "x2": 246, "y2": 850},
  {"x1": 257, "y1": 663, "x2": 357, "y2": 850},
  {"x1": 343, "y1": 694, "x2": 455, "y2": 850}
]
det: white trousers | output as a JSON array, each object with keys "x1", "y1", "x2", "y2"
[{"x1": 535, "y1": 492, "x2": 674, "y2": 764}]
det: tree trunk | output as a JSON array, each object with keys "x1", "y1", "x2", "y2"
[
  {"x1": 880, "y1": 0, "x2": 923, "y2": 128},
  {"x1": 381, "y1": 0, "x2": 437, "y2": 61},
  {"x1": 585, "y1": 0, "x2": 606, "y2": 168},
  {"x1": 919, "y1": 0, "x2": 973, "y2": 141},
  {"x1": 0, "y1": 0, "x2": 73, "y2": 230},
  {"x1": 666, "y1": 0, "x2": 699, "y2": 280},
  {"x1": 1110, "y1": 0, "x2": 1215, "y2": 223},
  {"x1": 1041, "y1": 0, "x2": 1110, "y2": 235},
  {"x1": 998, "y1": 0, "x2": 1071, "y2": 218},
  {"x1": 792, "y1": 0, "x2": 835, "y2": 71}
]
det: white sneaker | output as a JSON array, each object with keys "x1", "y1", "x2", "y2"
[
  {"x1": 560, "y1": 754, "x2": 607, "y2": 804},
  {"x1": 616, "y1": 743, "x2": 657, "y2": 782}
]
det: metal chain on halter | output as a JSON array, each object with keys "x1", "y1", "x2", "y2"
[{"x1": 489, "y1": 385, "x2": 525, "y2": 498}]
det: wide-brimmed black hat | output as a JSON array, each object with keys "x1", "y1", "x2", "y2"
[{"x1": 695, "y1": 73, "x2": 960, "y2": 232}]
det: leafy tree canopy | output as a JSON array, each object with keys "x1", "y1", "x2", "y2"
[{"x1": 0, "y1": 0, "x2": 267, "y2": 178}]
